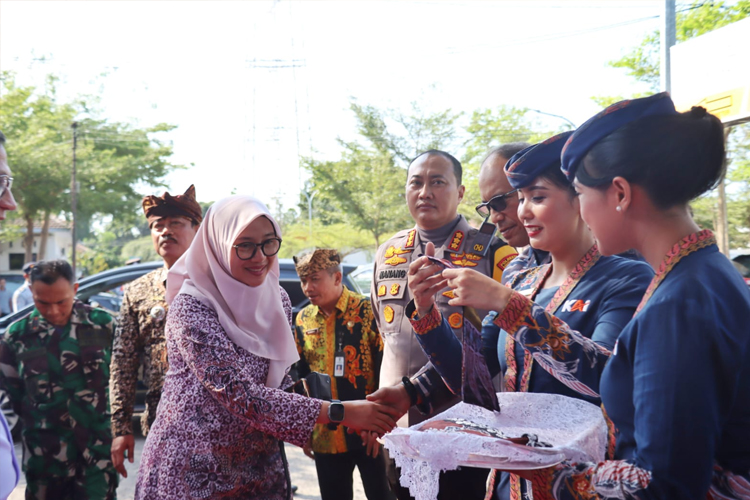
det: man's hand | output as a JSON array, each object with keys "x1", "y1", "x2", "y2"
[
  {"x1": 361, "y1": 431, "x2": 382, "y2": 458},
  {"x1": 111, "y1": 434, "x2": 135, "y2": 478},
  {"x1": 366, "y1": 384, "x2": 411, "y2": 418},
  {"x1": 408, "y1": 242, "x2": 446, "y2": 317}
]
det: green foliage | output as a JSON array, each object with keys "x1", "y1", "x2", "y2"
[
  {"x1": 609, "y1": 1, "x2": 750, "y2": 91},
  {"x1": 120, "y1": 236, "x2": 160, "y2": 264},
  {"x1": 78, "y1": 232, "x2": 124, "y2": 276},
  {"x1": 278, "y1": 220, "x2": 376, "y2": 259},
  {"x1": 303, "y1": 147, "x2": 411, "y2": 248},
  {"x1": 0, "y1": 71, "x2": 181, "y2": 267}
]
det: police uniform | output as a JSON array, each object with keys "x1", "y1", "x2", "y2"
[
  {"x1": 0, "y1": 301, "x2": 118, "y2": 500},
  {"x1": 372, "y1": 214, "x2": 517, "y2": 424}
]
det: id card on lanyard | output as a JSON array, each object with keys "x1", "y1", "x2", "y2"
[{"x1": 333, "y1": 324, "x2": 345, "y2": 377}]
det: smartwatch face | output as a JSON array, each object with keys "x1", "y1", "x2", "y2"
[{"x1": 329, "y1": 402, "x2": 345, "y2": 422}]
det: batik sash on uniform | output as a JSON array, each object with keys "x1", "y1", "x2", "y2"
[{"x1": 501, "y1": 244, "x2": 601, "y2": 500}]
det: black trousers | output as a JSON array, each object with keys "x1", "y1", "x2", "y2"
[
  {"x1": 315, "y1": 448, "x2": 395, "y2": 500},
  {"x1": 383, "y1": 447, "x2": 489, "y2": 500}
]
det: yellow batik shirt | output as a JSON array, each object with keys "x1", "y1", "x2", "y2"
[{"x1": 293, "y1": 285, "x2": 383, "y2": 454}]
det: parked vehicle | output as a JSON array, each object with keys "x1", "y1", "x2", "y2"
[{"x1": 1, "y1": 259, "x2": 364, "y2": 438}]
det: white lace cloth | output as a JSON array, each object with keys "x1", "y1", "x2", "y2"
[{"x1": 382, "y1": 393, "x2": 607, "y2": 500}]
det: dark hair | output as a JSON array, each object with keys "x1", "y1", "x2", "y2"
[
  {"x1": 0, "y1": 130, "x2": 5, "y2": 145},
  {"x1": 537, "y1": 161, "x2": 576, "y2": 197},
  {"x1": 578, "y1": 107, "x2": 725, "y2": 209},
  {"x1": 409, "y1": 149, "x2": 463, "y2": 186},
  {"x1": 483, "y1": 142, "x2": 531, "y2": 165},
  {"x1": 29, "y1": 260, "x2": 75, "y2": 285}
]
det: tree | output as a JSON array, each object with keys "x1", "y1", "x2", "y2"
[
  {"x1": 303, "y1": 147, "x2": 410, "y2": 248},
  {"x1": 602, "y1": 1, "x2": 750, "y2": 248},
  {"x1": 0, "y1": 71, "x2": 182, "y2": 263}
]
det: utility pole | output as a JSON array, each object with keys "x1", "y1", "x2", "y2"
[
  {"x1": 71, "y1": 122, "x2": 78, "y2": 277},
  {"x1": 661, "y1": 0, "x2": 676, "y2": 93}
]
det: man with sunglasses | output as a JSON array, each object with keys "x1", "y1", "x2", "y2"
[
  {"x1": 109, "y1": 185, "x2": 202, "y2": 479},
  {"x1": 369, "y1": 150, "x2": 518, "y2": 500},
  {"x1": 476, "y1": 143, "x2": 551, "y2": 285}
]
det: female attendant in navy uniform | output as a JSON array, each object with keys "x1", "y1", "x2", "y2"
[
  {"x1": 405, "y1": 132, "x2": 653, "y2": 500},
  {"x1": 438, "y1": 94, "x2": 750, "y2": 499}
]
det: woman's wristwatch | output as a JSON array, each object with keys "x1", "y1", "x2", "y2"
[{"x1": 327, "y1": 399, "x2": 345, "y2": 430}]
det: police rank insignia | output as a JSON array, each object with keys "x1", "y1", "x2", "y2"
[
  {"x1": 448, "y1": 312, "x2": 463, "y2": 329},
  {"x1": 384, "y1": 246, "x2": 411, "y2": 266},
  {"x1": 390, "y1": 283, "x2": 400, "y2": 296},
  {"x1": 377, "y1": 285, "x2": 387, "y2": 297},
  {"x1": 404, "y1": 230, "x2": 416, "y2": 249},
  {"x1": 384, "y1": 306, "x2": 395, "y2": 323},
  {"x1": 442, "y1": 290, "x2": 455, "y2": 299},
  {"x1": 448, "y1": 230, "x2": 464, "y2": 251},
  {"x1": 150, "y1": 305, "x2": 166, "y2": 321}
]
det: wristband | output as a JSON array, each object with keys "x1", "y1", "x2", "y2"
[{"x1": 402, "y1": 376, "x2": 418, "y2": 406}]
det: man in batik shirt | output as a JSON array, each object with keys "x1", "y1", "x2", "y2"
[
  {"x1": 0, "y1": 260, "x2": 118, "y2": 499},
  {"x1": 293, "y1": 249, "x2": 394, "y2": 500},
  {"x1": 108, "y1": 185, "x2": 202, "y2": 478}
]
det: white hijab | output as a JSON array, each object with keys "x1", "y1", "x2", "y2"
[{"x1": 166, "y1": 195, "x2": 298, "y2": 388}]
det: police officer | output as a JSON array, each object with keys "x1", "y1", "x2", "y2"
[
  {"x1": 369, "y1": 149, "x2": 517, "y2": 500},
  {"x1": 0, "y1": 260, "x2": 118, "y2": 499}
]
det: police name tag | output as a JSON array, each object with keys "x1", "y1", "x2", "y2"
[{"x1": 334, "y1": 350, "x2": 345, "y2": 377}]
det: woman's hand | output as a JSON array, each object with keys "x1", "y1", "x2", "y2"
[
  {"x1": 342, "y1": 400, "x2": 401, "y2": 435},
  {"x1": 441, "y1": 268, "x2": 513, "y2": 312},
  {"x1": 408, "y1": 242, "x2": 447, "y2": 317}
]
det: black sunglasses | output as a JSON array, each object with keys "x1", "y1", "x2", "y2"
[{"x1": 475, "y1": 189, "x2": 518, "y2": 217}]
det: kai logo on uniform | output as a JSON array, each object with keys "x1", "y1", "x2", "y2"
[
  {"x1": 561, "y1": 299, "x2": 591, "y2": 312},
  {"x1": 384, "y1": 246, "x2": 411, "y2": 266}
]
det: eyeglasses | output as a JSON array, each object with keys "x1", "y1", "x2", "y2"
[
  {"x1": 475, "y1": 189, "x2": 518, "y2": 217},
  {"x1": 232, "y1": 237, "x2": 282, "y2": 260},
  {"x1": 0, "y1": 176, "x2": 13, "y2": 196}
]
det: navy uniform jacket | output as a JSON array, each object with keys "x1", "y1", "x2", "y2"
[
  {"x1": 408, "y1": 250, "x2": 652, "y2": 500},
  {"x1": 495, "y1": 231, "x2": 750, "y2": 499}
]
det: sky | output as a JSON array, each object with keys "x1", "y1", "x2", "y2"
[{"x1": 0, "y1": 0, "x2": 662, "y2": 211}]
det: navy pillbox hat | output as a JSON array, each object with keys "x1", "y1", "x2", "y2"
[
  {"x1": 560, "y1": 92, "x2": 678, "y2": 182},
  {"x1": 504, "y1": 131, "x2": 574, "y2": 189}
]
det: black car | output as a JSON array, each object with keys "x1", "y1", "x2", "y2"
[{"x1": 0, "y1": 258, "x2": 363, "y2": 438}]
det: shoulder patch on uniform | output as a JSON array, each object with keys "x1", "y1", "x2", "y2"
[{"x1": 494, "y1": 245, "x2": 519, "y2": 271}]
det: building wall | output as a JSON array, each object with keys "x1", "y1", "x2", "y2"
[{"x1": 0, "y1": 229, "x2": 73, "y2": 274}]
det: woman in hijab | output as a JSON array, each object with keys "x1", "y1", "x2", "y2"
[{"x1": 135, "y1": 196, "x2": 399, "y2": 500}]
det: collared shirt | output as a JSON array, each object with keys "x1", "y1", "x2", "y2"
[
  {"x1": 11, "y1": 282, "x2": 32, "y2": 312},
  {"x1": 0, "y1": 301, "x2": 115, "y2": 435},
  {"x1": 110, "y1": 266, "x2": 169, "y2": 437},
  {"x1": 294, "y1": 286, "x2": 383, "y2": 454},
  {"x1": 501, "y1": 246, "x2": 551, "y2": 285}
]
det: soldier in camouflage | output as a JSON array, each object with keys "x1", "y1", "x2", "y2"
[{"x1": 0, "y1": 260, "x2": 117, "y2": 500}]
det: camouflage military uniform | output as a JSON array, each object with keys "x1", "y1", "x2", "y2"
[
  {"x1": 109, "y1": 267, "x2": 169, "y2": 437},
  {"x1": 0, "y1": 301, "x2": 118, "y2": 500}
]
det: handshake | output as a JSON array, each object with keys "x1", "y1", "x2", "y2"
[{"x1": 298, "y1": 373, "x2": 414, "y2": 458}]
